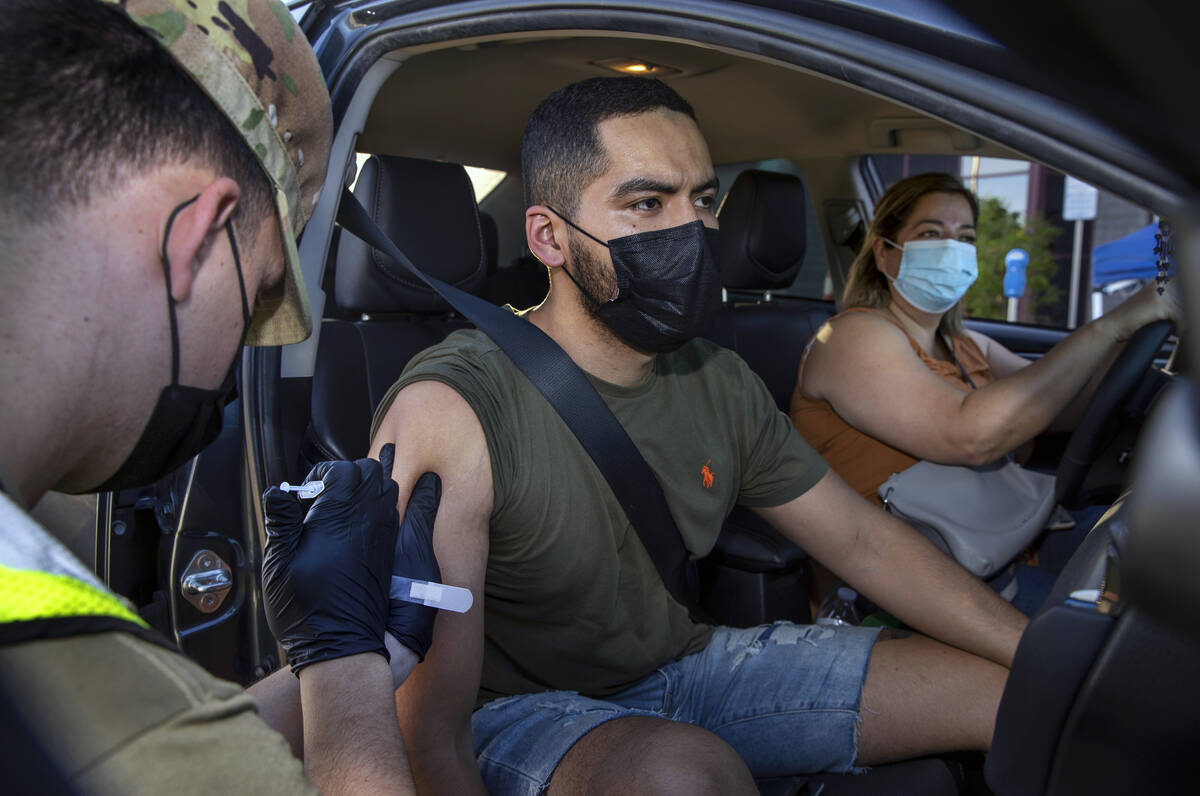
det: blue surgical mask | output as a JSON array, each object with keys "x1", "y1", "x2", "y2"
[{"x1": 883, "y1": 237, "x2": 978, "y2": 314}]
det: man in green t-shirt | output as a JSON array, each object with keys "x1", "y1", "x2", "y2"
[{"x1": 372, "y1": 77, "x2": 1029, "y2": 795}]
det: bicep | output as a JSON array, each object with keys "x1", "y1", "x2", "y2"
[
  {"x1": 370, "y1": 382, "x2": 492, "y2": 768},
  {"x1": 805, "y1": 316, "x2": 977, "y2": 463}
]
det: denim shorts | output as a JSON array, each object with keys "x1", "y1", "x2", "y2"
[{"x1": 472, "y1": 622, "x2": 881, "y2": 795}]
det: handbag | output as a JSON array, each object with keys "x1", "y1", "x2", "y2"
[{"x1": 878, "y1": 458, "x2": 1056, "y2": 578}]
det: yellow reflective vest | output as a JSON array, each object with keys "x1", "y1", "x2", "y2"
[{"x1": 0, "y1": 491, "x2": 153, "y2": 646}]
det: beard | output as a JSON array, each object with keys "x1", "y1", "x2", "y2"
[{"x1": 566, "y1": 235, "x2": 617, "y2": 320}]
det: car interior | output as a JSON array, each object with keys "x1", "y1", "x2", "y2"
[
  {"x1": 287, "y1": 34, "x2": 1166, "y2": 575},
  {"x1": 93, "y1": 13, "x2": 1197, "y2": 796}
]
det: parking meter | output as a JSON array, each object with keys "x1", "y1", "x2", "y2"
[{"x1": 1004, "y1": 248, "x2": 1029, "y2": 321}]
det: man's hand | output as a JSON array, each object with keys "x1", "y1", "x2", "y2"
[
  {"x1": 389, "y1": 472, "x2": 443, "y2": 660},
  {"x1": 262, "y1": 444, "x2": 401, "y2": 673}
]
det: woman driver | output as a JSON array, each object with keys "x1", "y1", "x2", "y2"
[{"x1": 789, "y1": 172, "x2": 1180, "y2": 606}]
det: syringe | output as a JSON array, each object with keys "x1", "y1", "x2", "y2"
[
  {"x1": 278, "y1": 480, "x2": 470, "y2": 612},
  {"x1": 280, "y1": 480, "x2": 325, "y2": 499},
  {"x1": 391, "y1": 576, "x2": 473, "y2": 613}
]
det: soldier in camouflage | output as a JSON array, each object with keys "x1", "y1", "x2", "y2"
[{"x1": 0, "y1": 1, "x2": 424, "y2": 793}]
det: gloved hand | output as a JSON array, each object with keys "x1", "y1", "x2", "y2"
[
  {"x1": 389, "y1": 471, "x2": 443, "y2": 660},
  {"x1": 262, "y1": 444, "x2": 400, "y2": 674}
]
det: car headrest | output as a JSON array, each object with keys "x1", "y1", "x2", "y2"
[
  {"x1": 479, "y1": 211, "x2": 499, "y2": 277},
  {"x1": 334, "y1": 155, "x2": 488, "y2": 313},
  {"x1": 715, "y1": 170, "x2": 807, "y2": 290}
]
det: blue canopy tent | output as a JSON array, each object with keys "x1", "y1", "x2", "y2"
[{"x1": 1091, "y1": 222, "x2": 1171, "y2": 286}]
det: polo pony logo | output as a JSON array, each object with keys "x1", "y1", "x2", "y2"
[{"x1": 701, "y1": 459, "x2": 715, "y2": 489}]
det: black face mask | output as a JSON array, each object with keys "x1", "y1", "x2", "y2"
[
  {"x1": 548, "y1": 208, "x2": 723, "y2": 354},
  {"x1": 87, "y1": 196, "x2": 251, "y2": 493}
]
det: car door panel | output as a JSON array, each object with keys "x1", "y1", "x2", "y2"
[{"x1": 965, "y1": 318, "x2": 1067, "y2": 360}]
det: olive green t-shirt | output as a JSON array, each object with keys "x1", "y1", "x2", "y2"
[{"x1": 373, "y1": 329, "x2": 827, "y2": 703}]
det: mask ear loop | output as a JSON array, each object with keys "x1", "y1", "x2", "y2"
[
  {"x1": 544, "y1": 205, "x2": 610, "y2": 248},
  {"x1": 878, "y1": 236, "x2": 904, "y2": 290},
  {"x1": 160, "y1": 195, "x2": 201, "y2": 387},
  {"x1": 224, "y1": 218, "x2": 252, "y2": 339},
  {"x1": 543, "y1": 205, "x2": 619, "y2": 304}
]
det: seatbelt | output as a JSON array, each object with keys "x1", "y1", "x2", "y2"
[{"x1": 337, "y1": 189, "x2": 699, "y2": 608}]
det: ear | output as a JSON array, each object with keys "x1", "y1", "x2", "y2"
[
  {"x1": 871, "y1": 235, "x2": 892, "y2": 275},
  {"x1": 525, "y1": 205, "x2": 566, "y2": 268},
  {"x1": 163, "y1": 177, "x2": 241, "y2": 303}
]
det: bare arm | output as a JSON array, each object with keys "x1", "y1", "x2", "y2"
[
  {"x1": 966, "y1": 328, "x2": 1120, "y2": 434},
  {"x1": 247, "y1": 634, "x2": 419, "y2": 760},
  {"x1": 370, "y1": 380, "x2": 494, "y2": 796},
  {"x1": 298, "y1": 653, "x2": 416, "y2": 795},
  {"x1": 756, "y1": 470, "x2": 1027, "y2": 667},
  {"x1": 964, "y1": 328, "x2": 1031, "y2": 381},
  {"x1": 802, "y1": 282, "x2": 1180, "y2": 465}
]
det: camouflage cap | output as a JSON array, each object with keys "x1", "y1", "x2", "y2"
[{"x1": 100, "y1": 0, "x2": 333, "y2": 346}]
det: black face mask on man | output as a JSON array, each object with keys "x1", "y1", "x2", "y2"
[
  {"x1": 87, "y1": 195, "x2": 252, "y2": 493},
  {"x1": 547, "y1": 207, "x2": 722, "y2": 354}
]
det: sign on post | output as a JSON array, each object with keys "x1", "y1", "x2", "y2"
[
  {"x1": 1062, "y1": 177, "x2": 1099, "y2": 222},
  {"x1": 1062, "y1": 177, "x2": 1098, "y2": 328}
]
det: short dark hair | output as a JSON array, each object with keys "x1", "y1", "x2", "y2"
[
  {"x1": 0, "y1": 0, "x2": 272, "y2": 235},
  {"x1": 521, "y1": 77, "x2": 697, "y2": 216}
]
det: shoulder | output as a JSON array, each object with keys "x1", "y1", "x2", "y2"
[
  {"x1": 404, "y1": 328, "x2": 503, "y2": 372},
  {"x1": 662, "y1": 338, "x2": 767, "y2": 393},
  {"x1": 826, "y1": 307, "x2": 905, "y2": 335},
  {"x1": 372, "y1": 337, "x2": 496, "y2": 503},
  {"x1": 374, "y1": 376, "x2": 490, "y2": 472},
  {"x1": 371, "y1": 328, "x2": 508, "y2": 442},
  {"x1": 808, "y1": 308, "x2": 914, "y2": 361},
  {"x1": 665, "y1": 336, "x2": 740, "y2": 372}
]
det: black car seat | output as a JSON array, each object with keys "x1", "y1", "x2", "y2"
[
  {"x1": 304, "y1": 155, "x2": 487, "y2": 464},
  {"x1": 986, "y1": 491, "x2": 1200, "y2": 795},
  {"x1": 699, "y1": 169, "x2": 833, "y2": 631},
  {"x1": 707, "y1": 170, "x2": 968, "y2": 796},
  {"x1": 478, "y1": 210, "x2": 500, "y2": 279},
  {"x1": 708, "y1": 168, "x2": 835, "y2": 412},
  {"x1": 481, "y1": 249, "x2": 550, "y2": 310}
]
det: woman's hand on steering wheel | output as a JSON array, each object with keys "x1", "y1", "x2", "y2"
[{"x1": 1106, "y1": 279, "x2": 1184, "y2": 343}]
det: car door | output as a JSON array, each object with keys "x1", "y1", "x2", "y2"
[{"x1": 95, "y1": 384, "x2": 278, "y2": 686}]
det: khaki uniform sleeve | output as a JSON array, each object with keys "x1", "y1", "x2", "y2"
[{"x1": 0, "y1": 633, "x2": 316, "y2": 796}]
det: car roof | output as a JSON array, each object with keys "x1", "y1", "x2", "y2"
[
  {"x1": 942, "y1": 0, "x2": 1200, "y2": 196},
  {"x1": 305, "y1": 0, "x2": 1194, "y2": 214}
]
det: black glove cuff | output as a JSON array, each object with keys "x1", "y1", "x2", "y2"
[{"x1": 287, "y1": 639, "x2": 391, "y2": 676}]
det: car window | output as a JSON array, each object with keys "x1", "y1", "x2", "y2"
[
  {"x1": 715, "y1": 159, "x2": 831, "y2": 300},
  {"x1": 464, "y1": 166, "x2": 507, "y2": 202},
  {"x1": 867, "y1": 154, "x2": 1161, "y2": 329},
  {"x1": 353, "y1": 153, "x2": 507, "y2": 203}
]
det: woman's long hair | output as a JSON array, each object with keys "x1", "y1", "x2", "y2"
[{"x1": 842, "y1": 172, "x2": 980, "y2": 337}]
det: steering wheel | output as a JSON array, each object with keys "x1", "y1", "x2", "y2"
[{"x1": 1055, "y1": 319, "x2": 1173, "y2": 509}]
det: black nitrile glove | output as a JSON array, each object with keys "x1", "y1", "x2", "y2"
[
  {"x1": 262, "y1": 444, "x2": 400, "y2": 674},
  {"x1": 388, "y1": 471, "x2": 442, "y2": 660}
]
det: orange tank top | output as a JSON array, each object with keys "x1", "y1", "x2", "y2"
[{"x1": 788, "y1": 307, "x2": 995, "y2": 505}]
